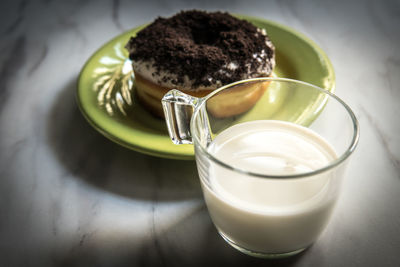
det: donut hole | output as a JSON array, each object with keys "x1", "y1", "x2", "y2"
[{"x1": 191, "y1": 28, "x2": 220, "y2": 45}]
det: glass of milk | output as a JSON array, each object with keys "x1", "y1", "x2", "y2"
[{"x1": 162, "y1": 78, "x2": 359, "y2": 258}]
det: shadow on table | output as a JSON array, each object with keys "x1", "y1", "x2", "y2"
[
  {"x1": 130, "y1": 209, "x2": 308, "y2": 267},
  {"x1": 50, "y1": 203, "x2": 306, "y2": 267},
  {"x1": 46, "y1": 77, "x2": 202, "y2": 201},
  {"x1": 46, "y1": 78, "x2": 307, "y2": 267}
]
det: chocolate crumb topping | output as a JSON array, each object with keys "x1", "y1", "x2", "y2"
[{"x1": 126, "y1": 10, "x2": 275, "y2": 88}]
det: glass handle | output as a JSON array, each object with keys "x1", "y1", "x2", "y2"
[{"x1": 161, "y1": 89, "x2": 200, "y2": 144}]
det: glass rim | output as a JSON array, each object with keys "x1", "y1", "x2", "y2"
[{"x1": 191, "y1": 77, "x2": 360, "y2": 180}]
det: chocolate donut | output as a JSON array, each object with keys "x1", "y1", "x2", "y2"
[{"x1": 125, "y1": 10, "x2": 275, "y2": 117}]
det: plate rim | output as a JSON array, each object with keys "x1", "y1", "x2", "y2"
[{"x1": 237, "y1": 14, "x2": 335, "y2": 90}]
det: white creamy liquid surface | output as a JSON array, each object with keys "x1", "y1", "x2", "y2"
[{"x1": 201, "y1": 120, "x2": 339, "y2": 254}]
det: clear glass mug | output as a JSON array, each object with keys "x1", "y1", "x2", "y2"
[{"x1": 161, "y1": 78, "x2": 359, "y2": 258}]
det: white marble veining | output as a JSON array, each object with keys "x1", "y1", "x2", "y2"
[{"x1": 0, "y1": 0, "x2": 399, "y2": 266}]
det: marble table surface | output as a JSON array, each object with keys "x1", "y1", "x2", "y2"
[{"x1": 1, "y1": 0, "x2": 399, "y2": 266}]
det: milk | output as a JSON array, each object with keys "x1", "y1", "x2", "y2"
[{"x1": 200, "y1": 120, "x2": 339, "y2": 254}]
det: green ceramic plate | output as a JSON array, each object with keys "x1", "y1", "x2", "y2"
[{"x1": 77, "y1": 15, "x2": 335, "y2": 160}]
